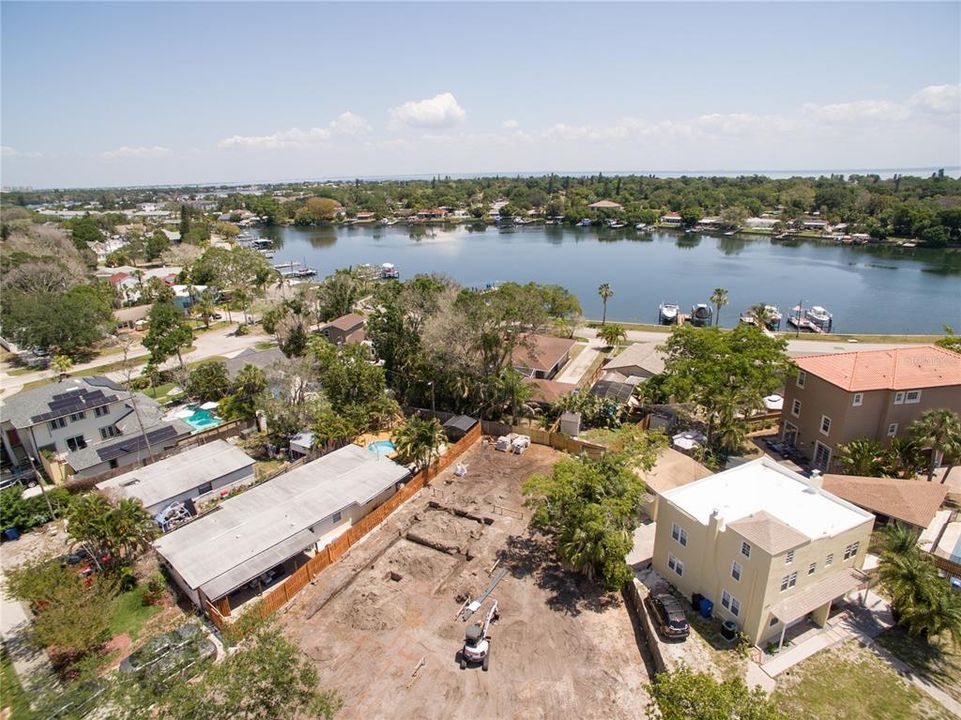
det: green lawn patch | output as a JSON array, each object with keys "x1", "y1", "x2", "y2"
[
  {"x1": 255, "y1": 341, "x2": 278, "y2": 351},
  {"x1": 106, "y1": 586, "x2": 164, "y2": 642},
  {"x1": 1, "y1": 646, "x2": 35, "y2": 720},
  {"x1": 772, "y1": 640, "x2": 955, "y2": 720},
  {"x1": 875, "y1": 626, "x2": 961, "y2": 705}
]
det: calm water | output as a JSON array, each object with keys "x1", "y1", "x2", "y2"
[{"x1": 255, "y1": 225, "x2": 961, "y2": 334}]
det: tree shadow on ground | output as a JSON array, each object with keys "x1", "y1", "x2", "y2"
[
  {"x1": 875, "y1": 625, "x2": 961, "y2": 696},
  {"x1": 498, "y1": 532, "x2": 620, "y2": 617}
]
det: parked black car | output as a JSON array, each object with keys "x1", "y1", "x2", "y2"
[{"x1": 646, "y1": 593, "x2": 690, "y2": 640}]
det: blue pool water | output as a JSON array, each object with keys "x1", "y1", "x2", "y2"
[
  {"x1": 184, "y1": 407, "x2": 223, "y2": 433},
  {"x1": 368, "y1": 439, "x2": 396, "y2": 454}
]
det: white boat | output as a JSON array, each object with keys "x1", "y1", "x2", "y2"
[
  {"x1": 658, "y1": 303, "x2": 680, "y2": 325},
  {"x1": 606, "y1": 219, "x2": 626, "y2": 229},
  {"x1": 690, "y1": 303, "x2": 713, "y2": 327},
  {"x1": 806, "y1": 306, "x2": 833, "y2": 332},
  {"x1": 724, "y1": 230, "x2": 737, "y2": 236},
  {"x1": 381, "y1": 262, "x2": 400, "y2": 279},
  {"x1": 259, "y1": 249, "x2": 275, "y2": 259},
  {"x1": 635, "y1": 223, "x2": 648, "y2": 231},
  {"x1": 578, "y1": 218, "x2": 592, "y2": 227},
  {"x1": 764, "y1": 305, "x2": 783, "y2": 329}
]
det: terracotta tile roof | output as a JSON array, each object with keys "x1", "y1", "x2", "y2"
[
  {"x1": 109, "y1": 272, "x2": 130, "y2": 284},
  {"x1": 526, "y1": 378, "x2": 576, "y2": 405},
  {"x1": 325, "y1": 313, "x2": 365, "y2": 332},
  {"x1": 727, "y1": 510, "x2": 810, "y2": 555},
  {"x1": 511, "y1": 335, "x2": 576, "y2": 374},
  {"x1": 770, "y1": 568, "x2": 869, "y2": 624},
  {"x1": 794, "y1": 346, "x2": 961, "y2": 392},
  {"x1": 821, "y1": 474, "x2": 947, "y2": 528}
]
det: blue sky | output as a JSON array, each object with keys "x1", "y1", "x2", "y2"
[{"x1": 2, "y1": 2, "x2": 959, "y2": 188}]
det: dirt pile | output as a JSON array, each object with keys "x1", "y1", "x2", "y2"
[{"x1": 346, "y1": 588, "x2": 406, "y2": 631}]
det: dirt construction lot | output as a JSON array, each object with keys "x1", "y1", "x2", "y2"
[{"x1": 280, "y1": 441, "x2": 653, "y2": 719}]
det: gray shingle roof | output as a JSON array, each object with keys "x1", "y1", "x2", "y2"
[{"x1": 0, "y1": 376, "x2": 125, "y2": 429}]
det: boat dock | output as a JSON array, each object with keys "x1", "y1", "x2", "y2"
[{"x1": 787, "y1": 316, "x2": 824, "y2": 333}]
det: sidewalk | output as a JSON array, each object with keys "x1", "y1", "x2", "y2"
[{"x1": 1, "y1": 572, "x2": 57, "y2": 702}]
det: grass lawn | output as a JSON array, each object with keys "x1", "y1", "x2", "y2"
[
  {"x1": 578, "y1": 428, "x2": 620, "y2": 446},
  {"x1": 254, "y1": 459, "x2": 286, "y2": 481},
  {"x1": 106, "y1": 586, "x2": 165, "y2": 642},
  {"x1": 254, "y1": 340, "x2": 278, "y2": 351},
  {"x1": 875, "y1": 626, "x2": 961, "y2": 705},
  {"x1": 1, "y1": 647, "x2": 35, "y2": 720},
  {"x1": 773, "y1": 640, "x2": 955, "y2": 720}
]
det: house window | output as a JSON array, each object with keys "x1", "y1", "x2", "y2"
[
  {"x1": 904, "y1": 390, "x2": 922, "y2": 404},
  {"x1": 791, "y1": 399, "x2": 801, "y2": 417},
  {"x1": 844, "y1": 542, "x2": 860, "y2": 560},
  {"x1": 887, "y1": 423, "x2": 898, "y2": 438},
  {"x1": 825, "y1": 553, "x2": 834, "y2": 567},
  {"x1": 741, "y1": 542, "x2": 752, "y2": 558},
  {"x1": 668, "y1": 554, "x2": 684, "y2": 577},
  {"x1": 796, "y1": 370, "x2": 806, "y2": 388},
  {"x1": 894, "y1": 391, "x2": 905, "y2": 405},
  {"x1": 671, "y1": 522, "x2": 688, "y2": 547},
  {"x1": 852, "y1": 393, "x2": 863, "y2": 407},
  {"x1": 820, "y1": 415, "x2": 832, "y2": 436},
  {"x1": 808, "y1": 562, "x2": 816, "y2": 575},
  {"x1": 813, "y1": 441, "x2": 832, "y2": 471},
  {"x1": 721, "y1": 589, "x2": 732, "y2": 610},
  {"x1": 94, "y1": 406, "x2": 110, "y2": 418},
  {"x1": 780, "y1": 572, "x2": 798, "y2": 591},
  {"x1": 197, "y1": 482, "x2": 212, "y2": 495},
  {"x1": 730, "y1": 596, "x2": 741, "y2": 617},
  {"x1": 108, "y1": 459, "x2": 119, "y2": 469},
  {"x1": 65, "y1": 435, "x2": 87, "y2": 452},
  {"x1": 99, "y1": 426, "x2": 120, "y2": 440},
  {"x1": 731, "y1": 561, "x2": 742, "y2": 582},
  {"x1": 48, "y1": 418, "x2": 67, "y2": 431},
  {"x1": 785, "y1": 550, "x2": 794, "y2": 564},
  {"x1": 69, "y1": 412, "x2": 86, "y2": 422},
  {"x1": 332, "y1": 511, "x2": 343, "y2": 524}
]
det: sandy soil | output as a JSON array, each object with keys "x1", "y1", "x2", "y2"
[{"x1": 280, "y1": 441, "x2": 653, "y2": 720}]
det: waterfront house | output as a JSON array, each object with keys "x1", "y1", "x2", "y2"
[
  {"x1": 319, "y1": 313, "x2": 366, "y2": 346},
  {"x1": 96, "y1": 439, "x2": 255, "y2": 517},
  {"x1": 653, "y1": 457, "x2": 873, "y2": 647},
  {"x1": 780, "y1": 346, "x2": 961, "y2": 471},
  {"x1": 659, "y1": 212, "x2": 683, "y2": 225},
  {"x1": 602, "y1": 342, "x2": 666, "y2": 382},
  {"x1": 744, "y1": 217, "x2": 779, "y2": 230},
  {"x1": 153, "y1": 444, "x2": 409, "y2": 615},
  {"x1": 588, "y1": 200, "x2": 623, "y2": 212},
  {"x1": 511, "y1": 335, "x2": 576, "y2": 380},
  {"x1": 0, "y1": 377, "x2": 191, "y2": 481}
]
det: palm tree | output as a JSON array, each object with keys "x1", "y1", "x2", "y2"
[
  {"x1": 710, "y1": 288, "x2": 729, "y2": 327},
  {"x1": 884, "y1": 437, "x2": 924, "y2": 479},
  {"x1": 110, "y1": 498, "x2": 160, "y2": 563},
  {"x1": 911, "y1": 409, "x2": 961, "y2": 482},
  {"x1": 51, "y1": 355, "x2": 73, "y2": 382},
  {"x1": 193, "y1": 289, "x2": 218, "y2": 329},
  {"x1": 393, "y1": 415, "x2": 446, "y2": 471},
  {"x1": 748, "y1": 303, "x2": 773, "y2": 330},
  {"x1": 598, "y1": 283, "x2": 613, "y2": 325},
  {"x1": 598, "y1": 323, "x2": 627, "y2": 348},
  {"x1": 495, "y1": 369, "x2": 536, "y2": 426},
  {"x1": 837, "y1": 438, "x2": 887, "y2": 476}
]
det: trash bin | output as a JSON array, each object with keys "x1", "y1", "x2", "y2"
[
  {"x1": 698, "y1": 597, "x2": 713, "y2": 619},
  {"x1": 692, "y1": 592, "x2": 703, "y2": 609},
  {"x1": 721, "y1": 620, "x2": 738, "y2": 640},
  {"x1": 3, "y1": 527, "x2": 21, "y2": 541}
]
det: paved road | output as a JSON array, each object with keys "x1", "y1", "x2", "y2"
[
  {"x1": 576, "y1": 326, "x2": 922, "y2": 356},
  {"x1": 1, "y1": 324, "x2": 273, "y2": 397}
]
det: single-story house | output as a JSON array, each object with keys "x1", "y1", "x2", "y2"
[
  {"x1": 821, "y1": 474, "x2": 947, "y2": 531},
  {"x1": 659, "y1": 212, "x2": 683, "y2": 225},
  {"x1": 745, "y1": 217, "x2": 779, "y2": 229},
  {"x1": 153, "y1": 444, "x2": 410, "y2": 614},
  {"x1": 223, "y1": 347, "x2": 286, "y2": 381},
  {"x1": 511, "y1": 335, "x2": 576, "y2": 380},
  {"x1": 114, "y1": 304, "x2": 151, "y2": 331},
  {"x1": 319, "y1": 313, "x2": 366, "y2": 346},
  {"x1": 96, "y1": 440, "x2": 255, "y2": 517},
  {"x1": 590, "y1": 372, "x2": 637, "y2": 404},
  {"x1": 602, "y1": 342, "x2": 666, "y2": 381}
]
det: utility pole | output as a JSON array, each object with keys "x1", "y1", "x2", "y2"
[
  {"x1": 26, "y1": 427, "x2": 56, "y2": 521},
  {"x1": 795, "y1": 299, "x2": 803, "y2": 338},
  {"x1": 427, "y1": 381, "x2": 436, "y2": 418},
  {"x1": 117, "y1": 334, "x2": 155, "y2": 463}
]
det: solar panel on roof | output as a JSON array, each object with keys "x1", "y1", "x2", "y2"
[{"x1": 96, "y1": 426, "x2": 180, "y2": 462}]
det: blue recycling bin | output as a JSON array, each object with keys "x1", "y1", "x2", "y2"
[
  {"x1": 698, "y1": 597, "x2": 713, "y2": 619},
  {"x1": 3, "y1": 527, "x2": 21, "y2": 541}
]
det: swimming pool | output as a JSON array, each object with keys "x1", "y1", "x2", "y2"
[
  {"x1": 183, "y1": 407, "x2": 223, "y2": 433},
  {"x1": 367, "y1": 439, "x2": 396, "y2": 455}
]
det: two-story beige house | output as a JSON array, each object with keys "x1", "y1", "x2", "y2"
[
  {"x1": 653, "y1": 457, "x2": 874, "y2": 647},
  {"x1": 0, "y1": 377, "x2": 191, "y2": 480},
  {"x1": 780, "y1": 346, "x2": 961, "y2": 471}
]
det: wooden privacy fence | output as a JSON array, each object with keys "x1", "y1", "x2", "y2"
[{"x1": 230, "y1": 422, "x2": 483, "y2": 623}]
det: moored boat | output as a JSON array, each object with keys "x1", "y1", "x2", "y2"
[
  {"x1": 578, "y1": 218, "x2": 592, "y2": 227},
  {"x1": 658, "y1": 302, "x2": 680, "y2": 325},
  {"x1": 690, "y1": 303, "x2": 713, "y2": 327},
  {"x1": 806, "y1": 305, "x2": 833, "y2": 332},
  {"x1": 381, "y1": 262, "x2": 400, "y2": 280}
]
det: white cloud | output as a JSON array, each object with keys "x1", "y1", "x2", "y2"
[
  {"x1": 1, "y1": 146, "x2": 18, "y2": 157},
  {"x1": 389, "y1": 92, "x2": 466, "y2": 129},
  {"x1": 219, "y1": 111, "x2": 370, "y2": 150},
  {"x1": 909, "y1": 84, "x2": 961, "y2": 115},
  {"x1": 101, "y1": 145, "x2": 173, "y2": 160},
  {"x1": 501, "y1": 119, "x2": 519, "y2": 130},
  {"x1": 802, "y1": 99, "x2": 910, "y2": 125}
]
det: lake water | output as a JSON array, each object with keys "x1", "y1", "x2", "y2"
[{"x1": 254, "y1": 224, "x2": 961, "y2": 334}]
